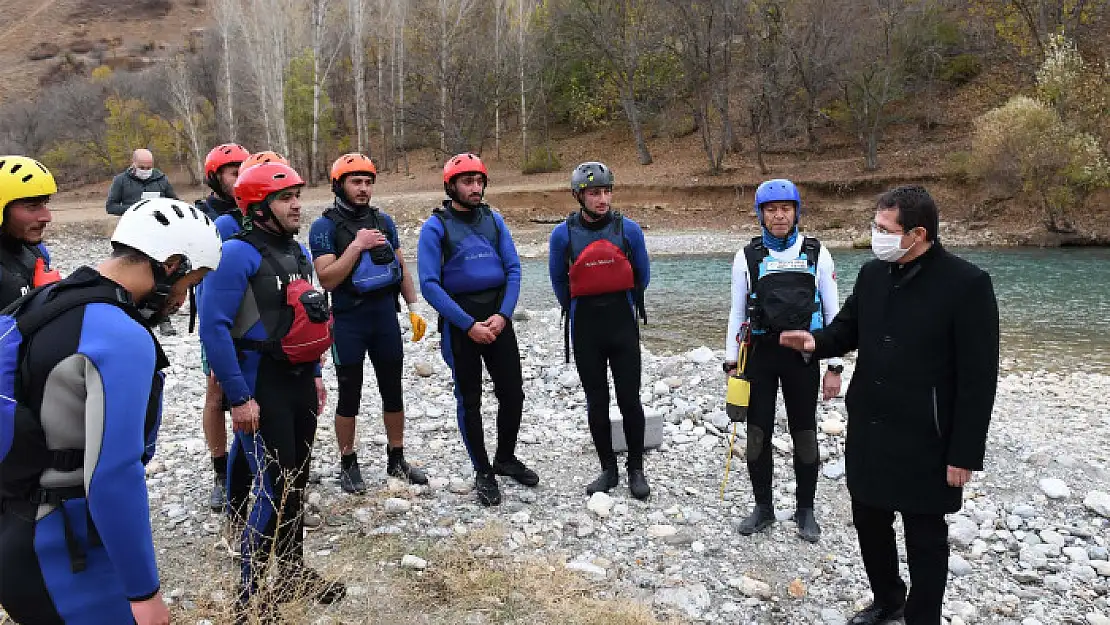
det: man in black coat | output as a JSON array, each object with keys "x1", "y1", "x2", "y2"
[
  {"x1": 105, "y1": 148, "x2": 178, "y2": 216},
  {"x1": 780, "y1": 185, "x2": 999, "y2": 625}
]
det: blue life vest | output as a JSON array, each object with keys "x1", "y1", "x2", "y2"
[
  {"x1": 433, "y1": 205, "x2": 506, "y2": 296},
  {"x1": 744, "y1": 236, "x2": 823, "y2": 334},
  {"x1": 324, "y1": 204, "x2": 403, "y2": 296}
]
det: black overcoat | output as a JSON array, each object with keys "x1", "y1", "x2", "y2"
[{"x1": 814, "y1": 244, "x2": 999, "y2": 514}]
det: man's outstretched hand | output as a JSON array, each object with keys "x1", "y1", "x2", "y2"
[{"x1": 779, "y1": 330, "x2": 816, "y2": 352}]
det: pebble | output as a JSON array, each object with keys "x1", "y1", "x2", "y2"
[
  {"x1": 1012, "y1": 504, "x2": 1036, "y2": 518},
  {"x1": 647, "y1": 524, "x2": 678, "y2": 538},
  {"x1": 1085, "y1": 491, "x2": 1110, "y2": 518},
  {"x1": 728, "y1": 575, "x2": 773, "y2": 600},
  {"x1": 819, "y1": 418, "x2": 846, "y2": 436},
  {"x1": 447, "y1": 478, "x2": 472, "y2": 495},
  {"x1": 565, "y1": 561, "x2": 606, "y2": 578},
  {"x1": 654, "y1": 583, "x2": 711, "y2": 617},
  {"x1": 821, "y1": 608, "x2": 848, "y2": 625},
  {"x1": 383, "y1": 498, "x2": 411, "y2": 515},
  {"x1": 1039, "y1": 478, "x2": 1071, "y2": 500},
  {"x1": 949, "y1": 554, "x2": 974, "y2": 577},
  {"x1": 413, "y1": 362, "x2": 434, "y2": 377},
  {"x1": 586, "y1": 492, "x2": 613, "y2": 518},
  {"x1": 400, "y1": 555, "x2": 427, "y2": 570},
  {"x1": 1088, "y1": 614, "x2": 1110, "y2": 625}
]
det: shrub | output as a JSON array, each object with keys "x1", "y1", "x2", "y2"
[
  {"x1": 939, "y1": 54, "x2": 983, "y2": 86},
  {"x1": 521, "y1": 145, "x2": 561, "y2": 175}
]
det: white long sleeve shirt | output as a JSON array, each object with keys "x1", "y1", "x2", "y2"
[{"x1": 724, "y1": 236, "x2": 844, "y2": 366}]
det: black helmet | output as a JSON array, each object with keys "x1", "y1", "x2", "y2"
[{"x1": 570, "y1": 161, "x2": 614, "y2": 192}]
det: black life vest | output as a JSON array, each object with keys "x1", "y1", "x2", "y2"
[
  {"x1": 743, "y1": 236, "x2": 823, "y2": 333},
  {"x1": 231, "y1": 230, "x2": 332, "y2": 364},
  {"x1": 0, "y1": 274, "x2": 166, "y2": 573},
  {"x1": 0, "y1": 242, "x2": 60, "y2": 309}
]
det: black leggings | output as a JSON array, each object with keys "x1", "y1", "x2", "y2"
[
  {"x1": 335, "y1": 359, "x2": 404, "y2": 416},
  {"x1": 238, "y1": 358, "x2": 318, "y2": 600},
  {"x1": 571, "y1": 298, "x2": 645, "y2": 470},
  {"x1": 441, "y1": 318, "x2": 525, "y2": 473},
  {"x1": 744, "y1": 337, "x2": 820, "y2": 508}
]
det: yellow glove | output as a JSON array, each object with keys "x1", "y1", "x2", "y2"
[{"x1": 409, "y1": 312, "x2": 428, "y2": 342}]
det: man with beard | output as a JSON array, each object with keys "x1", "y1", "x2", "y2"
[
  {"x1": 418, "y1": 153, "x2": 538, "y2": 507},
  {"x1": 309, "y1": 153, "x2": 429, "y2": 493},
  {"x1": 0, "y1": 156, "x2": 62, "y2": 309}
]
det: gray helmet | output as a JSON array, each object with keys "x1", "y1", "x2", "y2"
[{"x1": 570, "y1": 161, "x2": 614, "y2": 192}]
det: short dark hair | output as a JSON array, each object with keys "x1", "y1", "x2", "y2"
[
  {"x1": 876, "y1": 185, "x2": 939, "y2": 242},
  {"x1": 110, "y1": 242, "x2": 150, "y2": 263}
]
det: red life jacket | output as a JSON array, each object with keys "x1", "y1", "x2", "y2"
[
  {"x1": 567, "y1": 212, "x2": 635, "y2": 298},
  {"x1": 32, "y1": 257, "x2": 61, "y2": 288}
]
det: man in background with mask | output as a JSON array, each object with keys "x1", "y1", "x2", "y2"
[
  {"x1": 106, "y1": 149, "x2": 178, "y2": 217},
  {"x1": 779, "y1": 185, "x2": 999, "y2": 625}
]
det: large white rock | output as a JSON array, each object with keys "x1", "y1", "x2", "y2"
[
  {"x1": 1039, "y1": 478, "x2": 1071, "y2": 500},
  {"x1": 400, "y1": 555, "x2": 427, "y2": 570},
  {"x1": 586, "y1": 492, "x2": 614, "y2": 518},
  {"x1": 819, "y1": 418, "x2": 846, "y2": 436},
  {"x1": 1084, "y1": 491, "x2": 1110, "y2": 518},
  {"x1": 686, "y1": 346, "x2": 715, "y2": 364}
]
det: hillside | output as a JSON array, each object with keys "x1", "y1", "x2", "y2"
[{"x1": 0, "y1": 0, "x2": 209, "y2": 104}]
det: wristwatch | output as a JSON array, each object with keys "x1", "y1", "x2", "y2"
[
  {"x1": 827, "y1": 364, "x2": 844, "y2": 374},
  {"x1": 722, "y1": 362, "x2": 737, "y2": 374}
]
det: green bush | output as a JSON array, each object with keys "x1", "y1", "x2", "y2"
[
  {"x1": 940, "y1": 54, "x2": 983, "y2": 86},
  {"x1": 521, "y1": 146, "x2": 561, "y2": 175}
]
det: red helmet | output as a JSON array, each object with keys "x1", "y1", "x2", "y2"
[
  {"x1": 204, "y1": 143, "x2": 250, "y2": 176},
  {"x1": 443, "y1": 153, "x2": 487, "y2": 184},
  {"x1": 233, "y1": 162, "x2": 304, "y2": 213},
  {"x1": 240, "y1": 151, "x2": 289, "y2": 171},
  {"x1": 330, "y1": 153, "x2": 377, "y2": 183}
]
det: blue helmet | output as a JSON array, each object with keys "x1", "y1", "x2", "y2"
[{"x1": 754, "y1": 179, "x2": 801, "y2": 219}]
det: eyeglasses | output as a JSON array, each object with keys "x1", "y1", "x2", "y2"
[{"x1": 871, "y1": 221, "x2": 907, "y2": 236}]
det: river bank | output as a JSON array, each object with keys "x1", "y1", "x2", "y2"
[
  {"x1": 114, "y1": 306, "x2": 1110, "y2": 624},
  {"x1": 3, "y1": 199, "x2": 1108, "y2": 625}
]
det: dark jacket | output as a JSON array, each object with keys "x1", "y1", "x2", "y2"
[
  {"x1": 814, "y1": 244, "x2": 999, "y2": 514},
  {"x1": 105, "y1": 168, "x2": 177, "y2": 215}
]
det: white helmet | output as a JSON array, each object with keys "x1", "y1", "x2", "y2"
[{"x1": 111, "y1": 198, "x2": 222, "y2": 271}]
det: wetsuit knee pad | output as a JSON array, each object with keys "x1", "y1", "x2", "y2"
[
  {"x1": 335, "y1": 363, "x2": 364, "y2": 417},
  {"x1": 793, "y1": 429, "x2": 819, "y2": 464},
  {"x1": 746, "y1": 425, "x2": 767, "y2": 462}
]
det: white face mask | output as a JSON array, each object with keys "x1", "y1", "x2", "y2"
[
  {"x1": 133, "y1": 167, "x2": 153, "y2": 180},
  {"x1": 871, "y1": 229, "x2": 911, "y2": 262}
]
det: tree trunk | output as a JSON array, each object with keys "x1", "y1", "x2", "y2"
[
  {"x1": 221, "y1": 26, "x2": 236, "y2": 141},
  {"x1": 751, "y1": 102, "x2": 769, "y2": 175},
  {"x1": 518, "y1": 0, "x2": 527, "y2": 161},
  {"x1": 620, "y1": 87, "x2": 652, "y2": 165},
  {"x1": 398, "y1": 1, "x2": 408, "y2": 173},
  {"x1": 350, "y1": 0, "x2": 366, "y2": 154},
  {"x1": 439, "y1": 0, "x2": 448, "y2": 156},
  {"x1": 494, "y1": 0, "x2": 502, "y2": 160}
]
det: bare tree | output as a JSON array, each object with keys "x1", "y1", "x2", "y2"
[
  {"x1": 349, "y1": 0, "x2": 368, "y2": 154},
  {"x1": 240, "y1": 0, "x2": 291, "y2": 155},
  {"x1": 211, "y1": 0, "x2": 239, "y2": 141},
  {"x1": 555, "y1": 0, "x2": 660, "y2": 165},
  {"x1": 310, "y1": 0, "x2": 346, "y2": 181},
  {"x1": 167, "y1": 56, "x2": 206, "y2": 183},
  {"x1": 781, "y1": 0, "x2": 852, "y2": 151},
  {"x1": 518, "y1": 0, "x2": 530, "y2": 160},
  {"x1": 437, "y1": 0, "x2": 478, "y2": 158},
  {"x1": 836, "y1": 0, "x2": 932, "y2": 170},
  {"x1": 665, "y1": 0, "x2": 739, "y2": 173}
]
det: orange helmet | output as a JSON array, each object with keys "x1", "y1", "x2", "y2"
[
  {"x1": 204, "y1": 143, "x2": 250, "y2": 177},
  {"x1": 233, "y1": 162, "x2": 304, "y2": 214},
  {"x1": 241, "y1": 151, "x2": 288, "y2": 171},
  {"x1": 330, "y1": 153, "x2": 377, "y2": 183},
  {"x1": 443, "y1": 153, "x2": 487, "y2": 185}
]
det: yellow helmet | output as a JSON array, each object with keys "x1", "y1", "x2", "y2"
[{"x1": 0, "y1": 156, "x2": 57, "y2": 226}]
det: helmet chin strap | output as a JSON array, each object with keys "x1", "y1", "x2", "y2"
[
  {"x1": 252, "y1": 197, "x2": 291, "y2": 238},
  {"x1": 207, "y1": 174, "x2": 234, "y2": 204},
  {"x1": 138, "y1": 257, "x2": 191, "y2": 328}
]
